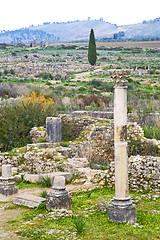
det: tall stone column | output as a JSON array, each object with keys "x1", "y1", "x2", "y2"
[{"x1": 108, "y1": 70, "x2": 136, "y2": 223}]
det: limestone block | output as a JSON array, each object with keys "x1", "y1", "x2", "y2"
[
  {"x1": 23, "y1": 172, "x2": 72, "y2": 184},
  {"x1": 46, "y1": 117, "x2": 62, "y2": 143},
  {"x1": 46, "y1": 176, "x2": 72, "y2": 210},
  {"x1": 0, "y1": 179, "x2": 18, "y2": 196},
  {"x1": 13, "y1": 194, "x2": 46, "y2": 208},
  {"x1": 24, "y1": 174, "x2": 40, "y2": 183},
  {"x1": 53, "y1": 176, "x2": 65, "y2": 189},
  {"x1": 13, "y1": 174, "x2": 22, "y2": 182},
  {"x1": 49, "y1": 172, "x2": 72, "y2": 185},
  {"x1": 2, "y1": 165, "x2": 12, "y2": 178},
  {"x1": 108, "y1": 200, "x2": 136, "y2": 223}
]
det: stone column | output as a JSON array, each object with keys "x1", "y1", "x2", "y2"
[
  {"x1": 0, "y1": 165, "x2": 18, "y2": 196},
  {"x1": 46, "y1": 176, "x2": 72, "y2": 210},
  {"x1": 108, "y1": 70, "x2": 136, "y2": 223},
  {"x1": 46, "y1": 117, "x2": 62, "y2": 143}
]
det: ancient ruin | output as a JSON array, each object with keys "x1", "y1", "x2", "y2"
[
  {"x1": 46, "y1": 176, "x2": 72, "y2": 210},
  {"x1": 108, "y1": 70, "x2": 136, "y2": 223},
  {"x1": 0, "y1": 164, "x2": 18, "y2": 196},
  {"x1": 46, "y1": 117, "x2": 62, "y2": 143}
]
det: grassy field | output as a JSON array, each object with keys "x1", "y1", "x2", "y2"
[{"x1": 2, "y1": 186, "x2": 160, "y2": 240}]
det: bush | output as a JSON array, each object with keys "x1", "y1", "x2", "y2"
[
  {"x1": 4, "y1": 69, "x2": 9, "y2": 75},
  {"x1": 38, "y1": 72, "x2": 53, "y2": 80},
  {"x1": 72, "y1": 214, "x2": 86, "y2": 234},
  {"x1": 10, "y1": 69, "x2": 15, "y2": 75},
  {"x1": 143, "y1": 126, "x2": 160, "y2": 140},
  {"x1": 0, "y1": 92, "x2": 56, "y2": 151},
  {"x1": 40, "y1": 177, "x2": 51, "y2": 187},
  {"x1": 40, "y1": 190, "x2": 48, "y2": 198}
]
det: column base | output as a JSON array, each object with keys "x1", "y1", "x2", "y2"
[
  {"x1": 108, "y1": 198, "x2": 136, "y2": 223},
  {"x1": 0, "y1": 178, "x2": 18, "y2": 196},
  {"x1": 46, "y1": 188, "x2": 72, "y2": 210}
]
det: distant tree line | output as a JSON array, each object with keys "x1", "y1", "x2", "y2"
[{"x1": 97, "y1": 36, "x2": 160, "y2": 42}]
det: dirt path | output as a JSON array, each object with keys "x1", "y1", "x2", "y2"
[
  {"x1": 0, "y1": 188, "x2": 44, "y2": 240},
  {"x1": 74, "y1": 64, "x2": 108, "y2": 82},
  {"x1": 0, "y1": 207, "x2": 22, "y2": 240}
]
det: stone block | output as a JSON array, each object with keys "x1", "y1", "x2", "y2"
[
  {"x1": 24, "y1": 174, "x2": 40, "y2": 183},
  {"x1": 2, "y1": 165, "x2": 12, "y2": 178},
  {"x1": 108, "y1": 199, "x2": 136, "y2": 223},
  {"x1": 49, "y1": 172, "x2": 72, "y2": 185},
  {"x1": 13, "y1": 194, "x2": 46, "y2": 208},
  {"x1": 46, "y1": 117, "x2": 62, "y2": 143},
  {"x1": 13, "y1": 174, "x2": 22, "y2": 182},
  {"x1": 0, "y1": 179, "x2": 18, "y2": 196},
  {"x1": 53, "y1": 175, "x2": 65, "y2": 189},
  {"x1": 23, "y1": 172, "x2": 72, "y2": 184},
  {"x1": 46, "y1": 176, "x2": 72, "y2": 210}
]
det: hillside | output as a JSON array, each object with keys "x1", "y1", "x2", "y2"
[
  {"x1": 119, "y1": 18, "x2": 160, "y2": 39},
  {"x1": 0, "y1": 18, "x2": 160, "y2": 43},
  {"x1": 29, "y1": 20, "x2": 118, "y2": 41},
  {"x1": 0, "y1": 29, "x2": 57, "y2": 44}
]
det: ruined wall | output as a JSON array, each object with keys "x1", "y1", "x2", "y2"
[
  {"x1": 105, "y1": 155, "x2": 160, "y2": 191},
  {"x1": 0, "y1": 111, "x2": 159, "y2": 191},
  {"x1": 29, "y1": 114, "x2": 159, "y2": 167}
]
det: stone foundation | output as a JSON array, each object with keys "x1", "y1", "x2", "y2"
[
  {"x1": 0, "y1": 178, "x2": 18, "y2": 196},
  {"x1": 46, "y1": 176, "x2": 72, "y2": 210},
  {"x1": 108, "y1": 198, "x2": 136, "y2": 223}
]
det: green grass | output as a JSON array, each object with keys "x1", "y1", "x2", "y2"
[
  {"x1": 15, "y1": 180, "x2": 41, "y2": 189},
  {"x1": 143, "y1": 126, "x2": 160, "y2": 140},
  {"x1": 5, "y1": 187, "x2": 160, "y2": 240}
]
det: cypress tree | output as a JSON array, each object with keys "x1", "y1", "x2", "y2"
[{"x1": 88, "y1": 29, "x2": 97, "y2": 66}]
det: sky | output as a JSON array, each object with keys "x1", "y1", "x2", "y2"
[{"x1": 0, "y1": 0, "x2": 160, "y2": 31}]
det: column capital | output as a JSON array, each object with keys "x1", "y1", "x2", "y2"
[{"x1": 110, "y1": 69, "x2": 131, "y2": 87}]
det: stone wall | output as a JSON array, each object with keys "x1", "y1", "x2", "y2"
[
  {"x1": 0, "y1": 148, "x2": 159, "y2": 191},
  {"x1": 105, "y1": 155, "x2": 160, "y2": 191},
  {"x1": 63, "y1": 110, "x2": 160, "y2": 127},
  {"x1": 28, "y1": 114, "x2": 159, "y2": 167},
  {"x1": 128, "y1": 112, "x2": 160, "y2": 127},
  {"x1": 0, "y1": 112, "x2": 160, "y2": 191}
]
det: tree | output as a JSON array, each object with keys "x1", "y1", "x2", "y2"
[{"x1": 88, "y1": 29, "x2": 97, "y2": 66}]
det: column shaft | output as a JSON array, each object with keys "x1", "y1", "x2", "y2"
[{"x1": 114, "y1": 86, "x2": 129, "y2": 199}]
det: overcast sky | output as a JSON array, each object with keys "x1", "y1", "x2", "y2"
[{"x1": 0, "y1": 0, "x2": 160, "y2": 30}]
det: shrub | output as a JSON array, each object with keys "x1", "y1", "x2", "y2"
[
  {"x1": 10, "y1": 69, "x2": 15, "y2": 75},
  {"x1": 81, "y1": 94, "x2": 110, "y2": 109},
  {"x1": 143, "y1": 126, "x2": 160, "y2": 140},
  {"x1": 62, "y1": 122, "x2": 75, "y2": 141},
  {"x1": 40, "y1": 177, "x2": 51, "y2": 187},
  {"x1": 72, "y1": 214, "x2": 86, "y2": 234},
  {"x1": 4, "y1": 69, "x2": 9, "y2": 75},
  {"x1": 0, "y1": 92, "x2": 56, "y2": 151},
  {"x1": 40, "y1": 190, "x2": 48, "y2": 198},
  {"x1": 38, "y1": 72, "x2": 53, "y2": 80},
  {"x1": 36, "y1": 202, "x2": 47, "y2": 210}
]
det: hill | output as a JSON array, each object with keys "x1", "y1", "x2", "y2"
[
  {"x1": 119, "y1": 17, "x2": 160, "y2": 39},
  {"x1": 0, "y1": 18, "x2": 160, "y2": 43},
  {"x1": 29, "y1": 20, "x2": 118, "y2": 42}
]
